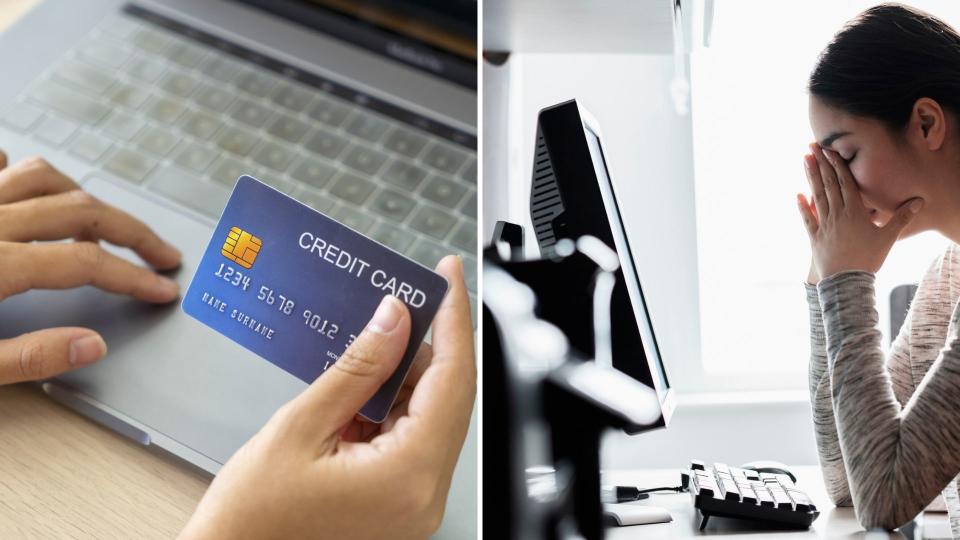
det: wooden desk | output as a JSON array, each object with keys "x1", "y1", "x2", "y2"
[
  {"x1": 602, "y1": 467, "x2": 945, "y2": 539},
  {"x1": 0, "y1": 384, "x2": 210, "y2": 538},
  {"x1": 0, "y1": 5, "x2": 210, "y2": 539}
]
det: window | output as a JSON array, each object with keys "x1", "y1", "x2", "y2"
[{"x1": 690, "y1": 0, "x2": 957, "y2": 388}]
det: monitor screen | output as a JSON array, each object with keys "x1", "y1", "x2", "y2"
[{"x1": 583, "y1": 126, "x2": 672, "y2": 403}]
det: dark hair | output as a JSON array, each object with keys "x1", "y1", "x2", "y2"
[{"x1": 809, "y1": 3, "x2": 960, "y2": 131}]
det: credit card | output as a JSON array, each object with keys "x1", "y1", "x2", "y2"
[{"x1": 182, "y1": 175, "x2": 449, "y2": 422}]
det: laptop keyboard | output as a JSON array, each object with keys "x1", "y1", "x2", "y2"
[{"x1": 0, "y1": 11, "x2": 478, "y2": 315}]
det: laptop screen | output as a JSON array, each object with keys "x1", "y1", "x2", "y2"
[{"x1": 234, "y1": 0, "x2": 477, "y2": 89}]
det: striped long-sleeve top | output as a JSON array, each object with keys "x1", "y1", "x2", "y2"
[{"x1": 807, "y1": 242, "x2": 960, "y2": 536}]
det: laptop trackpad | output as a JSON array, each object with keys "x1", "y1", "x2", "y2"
[{"x1": 0, "y1": 176, "x2": 307, "y2": 466}]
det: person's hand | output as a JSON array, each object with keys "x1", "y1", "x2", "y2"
[
  {"x1": 796, "y1": 192, "x2": 821, "y2": 284},
  {"x1": 0, "y1": 153, "x2": 181, "y2": 384},
  {"x1": 179, "y1": 255, "x2": 476, "y2": 540},
  {"x1": 796, "y1": 144, "x2": 923, "y2": 279}
]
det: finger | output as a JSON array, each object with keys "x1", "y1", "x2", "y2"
[
  {"x1": 0, "y1": 189, "x2": 181, "y2": 269},
  {"x1": 811, "y1": 145, "x2": 842, "y2": 212},
  {"x1": 0, "y1": 327, "x2": 106, "y2": 385},
  {"x1": 820, "y1": 148, "x2": 860, "y2": 208},
  {"x1": 0, "y1": 157, "x2": 78, "y2": 204},
  {"x1": 0, "y1": 242, "x2": 180, "y2": 303},
  {"x1": 393, "y1": 255, "x2": 476, "y2": 463},
  {"x1": 882, "y1": 197, "x2": 925, "y2": 241},
  {"x1": 0, "y1": 149, "x2": 7, "y2": 170},
  {"x1": 804, "y1": 153, "x2": 828, "y2": 222},
  {"x1": 797, "y1": 193, "x2": 818, "y2": 236},
  {"x1": 292, "y1": 295, "x2": 412, "y2": 448}
]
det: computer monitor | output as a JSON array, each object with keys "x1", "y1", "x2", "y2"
[{"x1": 529, "y1": 99, "x2": 675, "y2": 434}]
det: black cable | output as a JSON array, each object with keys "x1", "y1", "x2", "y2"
[{"x1": 611, "y1": 485, "x2": 685, "y2": 502}]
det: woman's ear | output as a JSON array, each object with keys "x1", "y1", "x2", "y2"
[{"x1": 912, "y1": 97, "x2": 947, "y2": 151}]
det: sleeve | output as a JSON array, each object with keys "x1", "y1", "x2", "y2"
[
  {"x1": 818, "y1": 270, "x2": 960, "y2": 530},
  {"x1": 806, "y1": 281, "x2": 915, "y2": 508}
]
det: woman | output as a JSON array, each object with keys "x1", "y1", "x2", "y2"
[
  {"x1": 0, "y1": 153, "x2": 476, "y2": 539},
  {"x1": 799, "y1": 3, "x2": 960, "y2": 535}
]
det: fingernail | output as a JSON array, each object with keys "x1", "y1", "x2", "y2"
[
  {"x1": 368, "y1": 295, "x2": 402, "y2": 334},
  {"x1": 909, "y1": 199, "x2": 924, "y2": 214},
  {"x1": 163, "y1": 241, "x2": 182, "y2": 261},
  {"x1": 69, "y1": 334, "x2": 106, "y2": 366},
  {"x1": 157, "y1": 276, "x2": 180, "y2": 297}
]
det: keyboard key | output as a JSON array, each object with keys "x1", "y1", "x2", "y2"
[
  {"x1": 100, "y1": 111, "x2": 145, "y2": 140},
  {"x1": 54, "y1": 61, "x2": 114, "y2": 94},
  {"x1": 233, "y1": 68, "x2": 275, "y2": 97},
  {"x1": 308, "y1": 96, "x2": 351, "y2": 126},
  {"x1": 450, "y1": 221, "x2": 476, "y2": 252},
  {"x1": 409, "y1": 206, "x2": 456, "y2": 240},
  {"x1": 370, "y1": 188, "x2": 416, "y2": 223},
  {"x1": 752, "y1": 483, "x2": 776, "y2": 508},
  {"x1": 159, "y1": 70, "x2": 199, "y2": 97},
  {"x1": 459, "y1": 191, "x2": 477, "y2": 219},
  {"x1": 79, "y1": 38, "x2": 130, "y2": 69},
  {"x1": 302, "y1": 129, "x2": 348, "y2": 160},
  {"x1": 785, "y1": 489, "x2": 812, "y2": 513},
  {"x1": 341, "y1": 143, "x2": 387, "y2": 176},
  {"x1": 421, "y1": 175, "x2": 467, "y2": 208},
  {"x1": 406, "y1": 238, "x2": 447, "y2": 269},
  {"x1": 1, "y1": 101, "x2": 44, "y2": 132},
  {"x1": 103, "y1": 147, "x2": 156, "y2": 184},
  {"x1": 460, "y1": 157, "x2": 477, "y2": 184},
  {"x1": 767, "y1": 484, "x2": 794, "y2": 510},
  {"x1": 228, "y1": 97, "x2": 272, "y2": 127},
  {"x1": 209, "y1": 157, "x2": 250, "y2": 187},
  {"x1": 215, "y1": 127, "x2": 258, "y2": 156},
  {"x1": 68, "y1": 131, "x2": 111, "y2": 163},
  {"x1": 270, "y1": 82, "x2": 313, "y2": 112},
  {"x1": 179, "y1": 109, "x2": 223, "y2": 139},
  {"x1": 288, "y1": 157, "x2": 337, "y2": 190},
  {"x1": 381, "y1": 159, "x2": 428, "y2": 191},
  {"x1": 192, "y1": 82, "x2": 235, "y2": 113},
  {"x1": 147, "y1": 166, "x2": 230, "y2": 219},
  {"x1": 167, "y1": 42, "x2": 208, "y2": 69},
  {"x1": 328, "y1": 172, "x2": 375, "y2": 205},
  {"x1": 252, "y1": 140, "x2": 296, "y2": 172},
  {"x1": 296, "y1": 187, "x2": 337, "y2": 214},
  {"x1": 173, "y1": 142, "x2": 219, "y2": 173},
  {"x1": 463, "y1": 256, "x2": 477, "y2": 290},
  {"x1": 383, "y1": 127, "x2": 428, "y2": 158},
  {"x1": 108, "y1": 82, "x2": 151, "y2": 109},
  {"x1": 122, "y1": 55, "x2": 166, "y2": 83},
  {"x1": 142, "y1": 95, "x2": 185, "y2": 123},
  {"x1": 369, "y1": 222, "x2": 416, "y2": 253},
  {"x1": 34, "y1": 115, "x2": 77, "y2": 147},
  {"x1": 332, "y1": 205, "x2": 375, "y2": 233},
  {"x1": 344, "y1": 112, "x2": 389, "y2": 143},
  {"x1": 422, "y1": 142, "x2": 468, "y2": 174},
  {"x1": 717, "y1": 475, "x2": 741, "y2": 502},
  {"x1": 260, "y1": 175, "x2": 298, "y2": 195},
  {"x1": 267, "y1": 113, "x2": 309, "y2": 143},
  {"x1": 135, "y1": 125, "x2": 179, "y2": 156},
  {"x1": 202, "y1": 56, "x2": 243, "y2": 84},
  {"x1": 130, "y1": 27, "x2": 175, "y2": 56},
  {"x1": 28, "y1": 79, "x2": 110, "y2": 124}
]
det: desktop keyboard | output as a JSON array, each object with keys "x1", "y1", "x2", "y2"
[
  {"x1": 0, "y1": 7, "x2": 477, "y2": 316},
  {"x1": 682, "y1": 460, "x2": 820, "y2": 530}
]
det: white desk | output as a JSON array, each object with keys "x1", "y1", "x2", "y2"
[{"x1": 602, "y1": 466, "x2": 946, "y2": 539}]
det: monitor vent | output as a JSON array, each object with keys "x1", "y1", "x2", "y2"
[{"x1": 530, "y1": 127, "x2": 564, "y2": 253}]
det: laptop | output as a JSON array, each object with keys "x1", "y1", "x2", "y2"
[{"x1": 0, "y1": 0, "x2": 476, "y2": 536}]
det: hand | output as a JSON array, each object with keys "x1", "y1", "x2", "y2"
[
  {"x1": 0, "y1": 154, "x2": 181, "y2": 384},
  {"x1": 796, "y1": 144, "x2": 923, "y2": 279},
  {"x1": 179, "y1": 255, "x2": 476, "y2": 540}
]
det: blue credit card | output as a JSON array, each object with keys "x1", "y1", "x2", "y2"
[{"x1": 182, "y1": 175, "x2": 449, "y2": 422}]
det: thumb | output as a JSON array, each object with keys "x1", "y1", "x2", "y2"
[
  {"x1": 884, "y1": 197, "x2": 924, "y2": 239},
  {"x1": 293, "y1": 295, "x2": 411, "y2": 441},
  {"x1": 0, "y1": 327, "x2": 106, "y2": 384}
]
